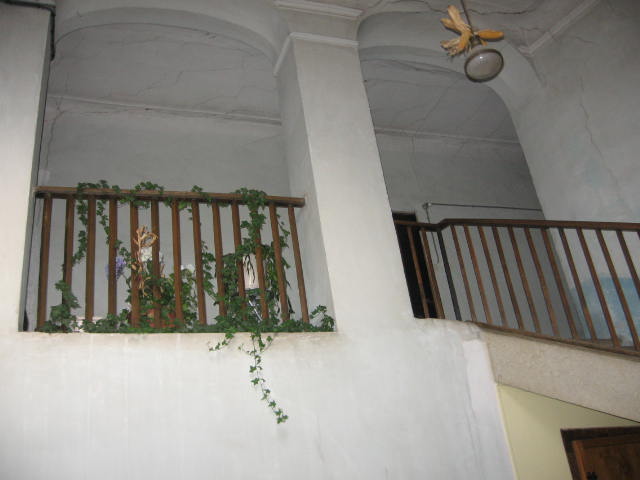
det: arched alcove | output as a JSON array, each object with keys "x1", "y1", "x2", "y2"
[
  {"x1": 356, "y1": 11, "x2": 576, "y2": 333},
  {"x1": 29, "y1": 6, "x2": 292, "y2": 328},
  {"x1": 54, "y1": 1, "x2": 284, "y2": 60},
  {"x1": 357, "y1": 12, "x2": 543, "y2": 224},
  {"x1": 42, "y1": 6, "x2": 288, "y2": 192},
  {"x1": 359, "y1": 3, "x2": 640, "y2": 224}
]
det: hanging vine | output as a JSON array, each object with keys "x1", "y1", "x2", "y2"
[{"x1": 40, "y1": 181, "x2": 334, "y2": 423}]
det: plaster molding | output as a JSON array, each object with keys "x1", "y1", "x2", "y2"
[
  {"x1": 46, "y1": 94, "x2": 282, "y2": 126},
  {"x1": 49, "y1": 94, "x2": 522, "y2": 145},
  {"x1": 274, "y1": 32, "x2": 359, "y2": 76},
  {"x1": 520, "y1": 0, "x2": 600, "y2": 56},
  {"x1": 48, "y1": 95, "x2": 521, "y2": 146},
  {"x1": 290, "y1": 32, "x2": 359, "y2": 49},
  {"x1": 374, "y1": 126, "x2": 520, "y2": 146},
  {"x1": 274, "y1": 0, "x2": 362, "y2": 19}
]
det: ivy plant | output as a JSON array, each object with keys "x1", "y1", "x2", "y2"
[{"x1": 40, "y1": 182, "x2": 334, "y2": 423}]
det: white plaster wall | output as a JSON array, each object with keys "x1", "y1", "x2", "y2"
[
  {"x1": 276, "y1": 35, "x2": 414, "y2": 336},
  {"x1": 376, "y1": 132, "x2": 542, "y2": 222},
  {"x1": 0, "y1": 4, "x2": 50, "y2": 333},
  {"x1": 0, "y1": 319, "x2": 515, "y2": 480},
  {"x1": 514, "y1": 0, "x2": 640, "y2": 222},
  {"x1": 39, "y1": 98, "x2": 288, "y2": 193},
  {"x1": 276, "y1": 42, "x2": 334, "y2": 319}
]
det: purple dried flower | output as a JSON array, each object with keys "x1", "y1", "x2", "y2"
[{"x1": 105, "y1": 255, "x2": 126, "y2": 280}]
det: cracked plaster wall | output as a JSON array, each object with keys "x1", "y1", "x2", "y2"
[
  {"x1": 37, "y1": 98, "x2": 287, "y2": 193},
  {"x1": 0, "y1": 319, "x2": 515, "y2": 480},
  {"x1": 376, "y1": 133, "x2": 540, "y2": 219},
  {"x1": 515, "y1": 0, "x2": 640, "y2": 222}
]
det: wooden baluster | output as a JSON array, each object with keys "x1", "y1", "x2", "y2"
[
  {"x1": 464, "y1": 226, "x2": 492, "y2": 324},
  {"x1": 478, "y1": 226, "x2": 506, "y2": 326},
  {"x1": 171, "y1": 200, "x2": 183, "y2": 324},
  {"x1": 129, "y1": 204, "x2": 140, "y2": 327},
  {"x1": 438, "y1": 228, "x2": 461, "y2": 320},
  {"x1": 558, "y1": 228, "x2": 597, "y2": 340},
  {"x1": 492, "y1": 226, "x2": 524, "y2": 330},
  {"x1": 269, "y1": 203, "x2": 289, "y2": 322},
  {"x1": 420, "y1": 228, "x2": 444, "y2": 319},
  {"x1": 617, "y1": 231, "x2": 640, "y2": 302},
  {"x1": 211, "y1": 202, "x2": 226, "y2": 317},
  {"x1": 577, "y1": 228, "x2": 620, "y2": 348},
  {"x1": 508, "y1": 226, "x2": 541, "y2": 333},
  {"x1": 541, "y1": 228, "x2": 578, "y2": 339},
  {"x1": 36, "y1": 195, "x2": 53, "y2": 330},
  {"x1": 107, "y1": 198, "x2": 118, "y2": 316},
  {"x1": 84, "y1": 197, "x2": 96, "y2": 324},
  {"x1": 596, "y1": 229, "x2": 639, "y2": 350},
  {"x1": 407, "y1": 225, "x2": 429, "y2": 317},
  {"x1": 231, "y1": 202, "x2": 245, "y2": 298},
  {"x1": 191, "y1": 201, "x2": 207, "y2": 325},
  {"x1": 151, "y1": 200, "x2": 162, "y2": 328},
  {"x1": 62, "y1": 197, "x2": 75, "y2": 298},
  {"x1": 288, "y1": 206, "x2": 309, "y2": 323},
  {"x1": 525, "y1": 228, "x2": 560, "y2": 336},
  {"x1": 451, "y1": 226, "x2": 477, "y2": 322}
]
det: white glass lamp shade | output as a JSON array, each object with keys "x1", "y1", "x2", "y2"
[{"x1": 464, "y1": 45, "x2": 504, "y2": 82}]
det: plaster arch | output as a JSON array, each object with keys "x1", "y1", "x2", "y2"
[
  {"x1": 54, "y1": 0, "x2": 286, "y2": 62},
  {"x1": 357, "y1": 12, "x2": 542, "y2": 114},
  {"x1": 359, "y1": 7, "x2": 640, "y2": 223}
]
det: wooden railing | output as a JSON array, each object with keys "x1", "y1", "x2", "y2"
[
  {"x1": 33, "y1": 186, "x2": 309, "y2": 330},
  {"x1": 395, "y1": 218, "x2": 640, "y2": 356}
]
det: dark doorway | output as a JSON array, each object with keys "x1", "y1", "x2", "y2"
[{"x1": 392, "y1": 212, "x2": 437, "y2": 318}]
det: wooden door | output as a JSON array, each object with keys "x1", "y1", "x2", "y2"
[{"x1": 572, "y1": 433, "x2": 640, "y2": 480}]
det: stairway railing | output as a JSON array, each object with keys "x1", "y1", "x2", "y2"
[{"x1": 395, "y1": 218, "x2": 640, "y2": 356}]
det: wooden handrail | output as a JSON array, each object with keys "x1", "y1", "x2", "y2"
[
  {"x1": 394, "y1": 218, "x2": 640, "y2": 231},
  {"x1": 34, "y1": 186, "x2": 305, "y2": 207}
]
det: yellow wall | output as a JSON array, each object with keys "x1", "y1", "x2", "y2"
[{"x1": 497, "y1": 384, "x2": 639, "y2": 480}]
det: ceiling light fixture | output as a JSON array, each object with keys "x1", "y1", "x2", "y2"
[{"x1": 440, "y1": 1, "x2": 505, "y2": 82}]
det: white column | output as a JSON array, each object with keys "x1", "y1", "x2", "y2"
[
  {"x1": 0, "y1": 3, "x2": 52, "y2": 332},
  {"x1": 275, "y1": 8, "x2": 413, "y2": 334}
]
